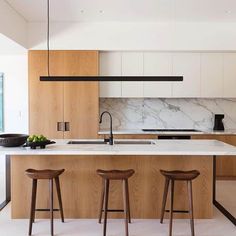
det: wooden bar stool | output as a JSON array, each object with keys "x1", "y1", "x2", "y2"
[
  {"x1": 25, "y1": 169, "x2": 65, "y2": 236},
  {"x1": 160, "y1": 169, "x2": 200, "y2": 236},
  {"x1": 97, "y1": 169, "x2": 135, "y2": 236}
]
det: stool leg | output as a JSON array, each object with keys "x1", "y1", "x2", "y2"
[
  {"x1": 29, "y1": 179, "x2": 37, "y2": 236},
  {"x1": 125, "y1": 179, "x2": 131, "y2": 223},
  {"x1": 55, "y1": 177, "x2": 64, "y2": 223},
  {"x1": 98, "y1": 179, "x2": 105, "y2": 224},
  {"x1": 49, "y1": 179, "x2": 54, "y2": 236},
  {"x1": 103, "y1": 179, "x2": 110, "y2": 236},
  {"x1": 32, "y1": 180, "x2": 38, "y2": 224},
  {"x1": 123, "y1": 180, "x2": 129, "y2": 236},
  {"x1": 169, "y1": 180, "x2": 175, "y2": 236},
  {"x1": 187, "y1": 181, "x2": 195, "y2": 236},
  {"x1": 160, "y1": 178, "x2": 170, "y2": 223}
]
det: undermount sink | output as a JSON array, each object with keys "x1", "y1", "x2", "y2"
[
  {"x1": 67, "y1": 140, "x2": 107, "y2": 145},
  {"x1": 114, "y1": 140, "x2": 155, "y2": 145},
  {"x1": 67, "y1": 140, "x2": 156, "y2": 145}
]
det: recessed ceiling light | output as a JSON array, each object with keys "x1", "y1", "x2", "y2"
[
  {"x1": 225, "y1": 10, "x2": 231, "y2": 14},
  {"x1": 99, "y1": 10, "x2": 104, "y2": 14},
  {"x1": 80, "y1": 10, "x2": 84, "y2": 13}
]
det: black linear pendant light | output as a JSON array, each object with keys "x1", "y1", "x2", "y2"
[{"x1": 40, "y1": 0, "x2": 183, "y2": 82}]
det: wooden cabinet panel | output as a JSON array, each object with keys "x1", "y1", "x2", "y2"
[
  {"x1": 201, "y1": 53, "x2": 223, "y2": 97},
  {"x1": 29, "y1": 50, "x2": 99, "y2": 139},
  {"x1": 12, "y1": 155, "x2": 212, "y2": 219},
  {"x1": 172, "y1": 53, "x2": 201, "y2": 97},
  {"x1": 99, "y1": 52, "x2": 122, "y2": 97},
  {"x1": 29, "y1": 51, "x2": 64, "y2": 139},
  {"x1": 143, "y1": 52, "x2": 172, "y2": 97},
  {"x1": 121, "y1": 52, "x2": 143, "y2": 97},
  {"x1": 63, "y1": 51, "x2": 99, "y2": 139},
  {"x1": 64, "y1": 82, "x2": 99, "y2": 139}
]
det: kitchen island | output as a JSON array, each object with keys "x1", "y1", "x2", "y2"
[{"x1": 2, "y1": 139, "x2": 236, "y2": 221}]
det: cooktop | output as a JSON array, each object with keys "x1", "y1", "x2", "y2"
[{"x1": 142, "y1": 129, "x2": 201, "y2": 132}]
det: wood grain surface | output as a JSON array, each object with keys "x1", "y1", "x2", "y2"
[
  {"x1": 29, "y1": 50, "x2": 99, "y2": 139},
  {"x1": 11, "y1": 155, "x2": 213, "y2": 219}
]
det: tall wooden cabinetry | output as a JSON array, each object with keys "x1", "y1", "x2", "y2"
[{"x1": 29, "y1": 50, "x2": 99, "y2": 139}]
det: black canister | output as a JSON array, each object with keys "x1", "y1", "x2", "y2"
[{"x1": 213, "y1": 114, "x2": 225, "y2": 131}]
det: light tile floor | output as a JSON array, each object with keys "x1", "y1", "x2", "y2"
[
  {"x1": 216, "y1": 180, "x2": 236, "y2": 217},
  {"x1": 0, "y1": 203, "x2": 236, "y2": 236}
]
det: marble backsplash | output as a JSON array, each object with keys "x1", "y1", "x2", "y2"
[{"x1": 99, "y1": 98, "x2": 236, "y2": 131}]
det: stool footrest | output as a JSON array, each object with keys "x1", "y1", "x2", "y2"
[
  {"x1": 165, "y1": 210, "x2": 189, "y2": 213},
  {"x1": 35, "y1": 208, "x2": 60, "y2": 212},
  {"x1": 102, "y1": 209, "x2": 124, "y2": 213}
]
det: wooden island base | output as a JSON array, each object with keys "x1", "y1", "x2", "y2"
[{"x1": 11, "y1": 155, "x2": 213, "y2": 219}]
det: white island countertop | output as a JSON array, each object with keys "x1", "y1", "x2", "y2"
[{"x1": 1, "y1": 139, "x2": 236, "y2": 156}]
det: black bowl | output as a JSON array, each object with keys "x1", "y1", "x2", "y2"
[
  {"x1": 0, "y1": 134, "x2": 29, "y2": 147},
  {"x1": 24, "y1": 140, "x2": 56, "y2": 149}
]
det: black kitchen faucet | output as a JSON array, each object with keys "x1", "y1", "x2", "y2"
[{"x1": 99, "y1": 111, "x2": 113, "y2": 145}]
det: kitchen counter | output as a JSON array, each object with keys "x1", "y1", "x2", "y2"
[
  {"x1": 1, "y1": 139, "x2": 236, "y2": 156},
  {"x1": 8, "y1": 139, "x2": 236, "y2": 220},
  {"x1": 98, "y1": 129, "x2": 236, "y2": 135}
]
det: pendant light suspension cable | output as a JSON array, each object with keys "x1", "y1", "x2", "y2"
[
  {"x1": 40, "y1": 0, "x2": 184, "y2": 82},
  {"x1": 47, "y1": 0, "x2": 50, "y2": 76}
]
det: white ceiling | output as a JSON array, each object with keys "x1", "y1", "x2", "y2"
[{"x1": 5, "y1": 0, "x2": 236, "y2": 22}]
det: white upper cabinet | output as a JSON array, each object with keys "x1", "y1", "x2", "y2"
[
  {"x1": 121, "y1": 52, "x2": 143, "y2": 97},
  {"x1": 172, "y1": 53, "x2": 201, "y2": 97},
  {"x1": 99, "y1": 52, "x2": 122, "y2": 97},
  {"x1": 201, "y1": 53, "x2": 223, "y2": 97},
  {"x1": 99, "y1": 51, "x2": 236, "y2": 98},
  {"x1": 143, "y1": 52, "x2": 172, "y2": 97},
  {"x1": 223, "y1": 53, "x2": 236, "y2": 97}
]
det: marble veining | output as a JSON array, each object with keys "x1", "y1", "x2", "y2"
[{"x1": 99, "y1": 98, "x2": 236, "y2": 131}]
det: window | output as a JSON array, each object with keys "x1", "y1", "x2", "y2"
[{"x1": 0, "y1": 73, "x2": 3, "y2": 132}]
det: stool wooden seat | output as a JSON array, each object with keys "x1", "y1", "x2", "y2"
[
  {"x1": 25, "y1": 169, "x2": 65, "y2": 236},
  {"x1": 97, "y1": 169, "x2": 135, "y2": 180},
  {"x1": 160, "y1": 169, "x2": 200, "y2": 236},
  {"x1": 97, "y1": 169, "x2": 135, "y2": 236},
  {"x1": 160, "y1": 169, "x2": 200, "y2": 181},
  {"x1": 26, "y1": 169, "x2": 65, "y2": 179}
]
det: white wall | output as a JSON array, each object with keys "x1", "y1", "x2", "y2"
[
  {"x1": 0, "y1": 54, "x2": 28, "y2": 134},
  {"x1": 0, "y1": 52, "x2": 28, "y2": 204},
  {"x1": 0, "y1": 155, "x2": 5, "y2": 203},
  {"x1": 0, "y1": 0, "x2": 27, "y2": 48},
  {"x1": 28, "y1": 22, "x2": 236, "y2": 50}
]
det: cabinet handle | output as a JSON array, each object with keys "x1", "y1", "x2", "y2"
[
  {"x1": 57, "y1": 122, "x2": 65, "y2": 131},
  {"x1": 65, "y1": 122, "x2": 70, "y2": 132}
]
